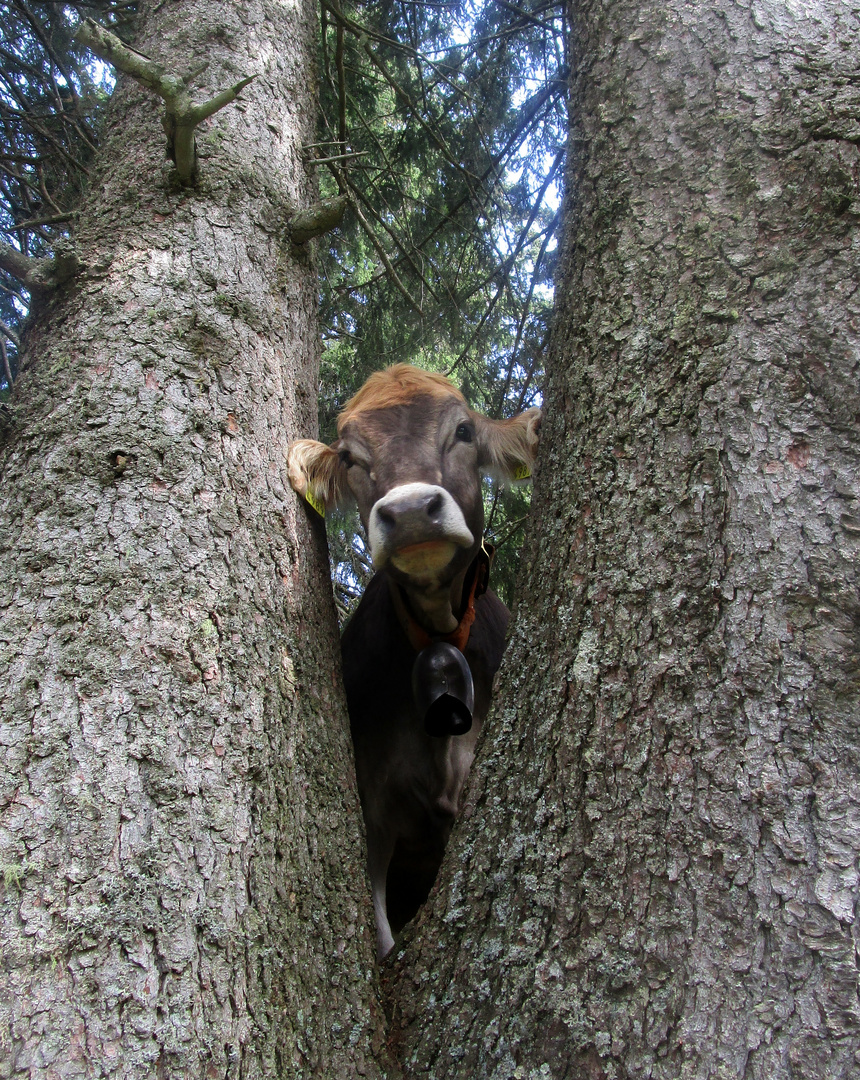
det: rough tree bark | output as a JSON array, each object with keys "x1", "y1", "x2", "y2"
[
  {"x1": 389, "y1": 2, "x2": 860, "y2": 1077},
  {"x1": 0, "y1": 2, "x2": 388, "y2": 1077}
]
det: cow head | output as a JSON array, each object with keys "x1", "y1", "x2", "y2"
[{"x1": 288, "y1": 364, "x2": 540, "y2": 632}]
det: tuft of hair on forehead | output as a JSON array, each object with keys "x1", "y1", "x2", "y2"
[{"x1": 337, "y1": 364, "x2": 466, "y2": 433}]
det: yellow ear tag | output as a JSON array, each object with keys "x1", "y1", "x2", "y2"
[
  {"x1": 513, "y1": 464, "x2": 532, "y2": 481},
  {"x1": 304, "y1": 489, "x2": 326, "y2": 517}
]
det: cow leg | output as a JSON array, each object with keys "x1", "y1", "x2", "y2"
[{"x1": 366, "y1": 826, "x2": 396, "y2": 958}]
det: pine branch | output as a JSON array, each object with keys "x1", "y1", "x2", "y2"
[
  {"x1": 359, "y1": 37, "x2": 481, "y2": 195},
  {"x1": 446, "y1": 152, "x2": 561, "y2": 381},
  {"x1": 359, "y1": 80, "x2": 563, "y2": 290},
  {"x1": 349, "y1": 197, "x2": 423, "y2": 317},
  {"x1": 12, "y1": 0, "x2": 77, "y2": 93},
  {"x1": 513, "y1": 334, "x2": 547, "y2": 414},
  {"x1": 320, "y1": 0, "x2": 468, "y2": 100},
  {"x1": 335, "y1": 21, "x2": 347, "y2": 152},
  {"x1": 489, "y1": 514, "x2": 529, "y2": 549},
  {"x1": 342, "y1": 173, "x2": 443, "y2": 304},
  {"x1": 496, "y1": 210, "x2": 560, "y2": 413},
  {"x1": 321, "y1": 0, "x2": 487, "y2": 198},
  {"x1": 0, "y1": 82, "x2": 94, "y2": 182},
  {"x1": 454, "y1": 148, "x2": 564, "y2": 310},
  {"x1": 74, "y1": 18, "x2": 256, "y2": 183}
]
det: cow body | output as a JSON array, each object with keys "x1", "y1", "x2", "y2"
[
  {"x1": 342, "y1": 572, "x2": 508, "y2": 951},
  {"x1": 287, "y1": 365, "x2": 539, "y2": 956}
]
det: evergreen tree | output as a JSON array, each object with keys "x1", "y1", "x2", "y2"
[
  {"x1": 388, "y1": 3, "x2": 860, "y2": 1076},
  {"x1": 0, "y1": 2, "x2": 388, "y2": 1073}
]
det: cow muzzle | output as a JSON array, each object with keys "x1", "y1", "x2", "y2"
[{"x1": 368, "y1": 483, "x2": 474, "y2": 573}]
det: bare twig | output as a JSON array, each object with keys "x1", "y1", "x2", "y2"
[
  {"x1": 0, "y1": 334, "x2": 12, "y2": 389},
  {"x1": 304, "y1": 150, "x2": 368, "y2": 167},
  {"x1": 7, "y1": 212, "x2": 75, "y2": 232},
  {"x1": 0, "y1": 318, "x2": 21, "y2": 349}
]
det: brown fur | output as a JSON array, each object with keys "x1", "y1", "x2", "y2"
[
  {"x1": 337, "y1": 364, "x2": 465, "y2": 433},
  {"x1": 287, "y1": 438, "x2": 350, "y2": 510},
  {"x1": 475, "y1": 408, "x2": 542, "y2": 478}
]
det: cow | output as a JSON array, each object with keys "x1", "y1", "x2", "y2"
[{"x1": 287, "y1": 364, "x2": 540, "y2": 957}]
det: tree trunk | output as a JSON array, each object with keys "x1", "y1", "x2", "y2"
[
  {"x1": 389, "y1": 2, "x2": 860, "y2": 1077},
  {"x1": 0, "y1": 2, "x2": 388, "y2": 1076}
]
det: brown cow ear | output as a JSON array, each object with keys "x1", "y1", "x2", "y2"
[
  {"x1": 474, "y1": 407, "x2": 542, "y2": 481},
  {"x1": 287, "y1": 439, "x2": 350, "y2": 516}
]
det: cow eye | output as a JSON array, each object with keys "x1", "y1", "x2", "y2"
[
  {"x1": 455, "y1": 422, "x2": 473, "y2": 443},
  {"x1": 338, "y1": 448, "x2": 354, "y2": 468}
]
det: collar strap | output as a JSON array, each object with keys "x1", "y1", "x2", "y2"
[{"x1": 393, "y1": 543, "x2": 494, "y2": 654}]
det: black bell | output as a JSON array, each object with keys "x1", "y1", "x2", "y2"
[{"x1": 412, "y1": 641, "x2": 474, "y2": 737}]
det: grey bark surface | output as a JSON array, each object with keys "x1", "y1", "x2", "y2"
[
  {"x1": 388, "y1": 2, "x2": 860, "y2": 1078},
  {"x1": 0, "y1": 2, "x2": 388, "y2": 1077}
]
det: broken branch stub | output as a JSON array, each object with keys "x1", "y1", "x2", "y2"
[
  {"x1": 74, "y1": 18, "x2": 256, "y2": 184},
  {"x1": 289, "y1": 195, "x2": 349, "y2": 245},
  {"x1": 0, "y1": 238, "x2": 81, "y2": 294}
]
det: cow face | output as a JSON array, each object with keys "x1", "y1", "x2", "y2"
[
  {"x1": 288, "y1": 365, "x2": 540, "y2": 606},
  {"x1": 338, "y1": 391, "x2": 484, "y2": 588}
]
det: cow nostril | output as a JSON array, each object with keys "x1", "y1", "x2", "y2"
[
  {"x1": 378, "y1": 507, "x2": 396, "y2": 533},
  {"x1": 426, "y1": 492, "x2": 444, "y2": 520}
]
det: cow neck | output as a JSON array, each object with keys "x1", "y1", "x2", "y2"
[{"x1": 390, "y1": 543, "x2": 493, "y2": 654}]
